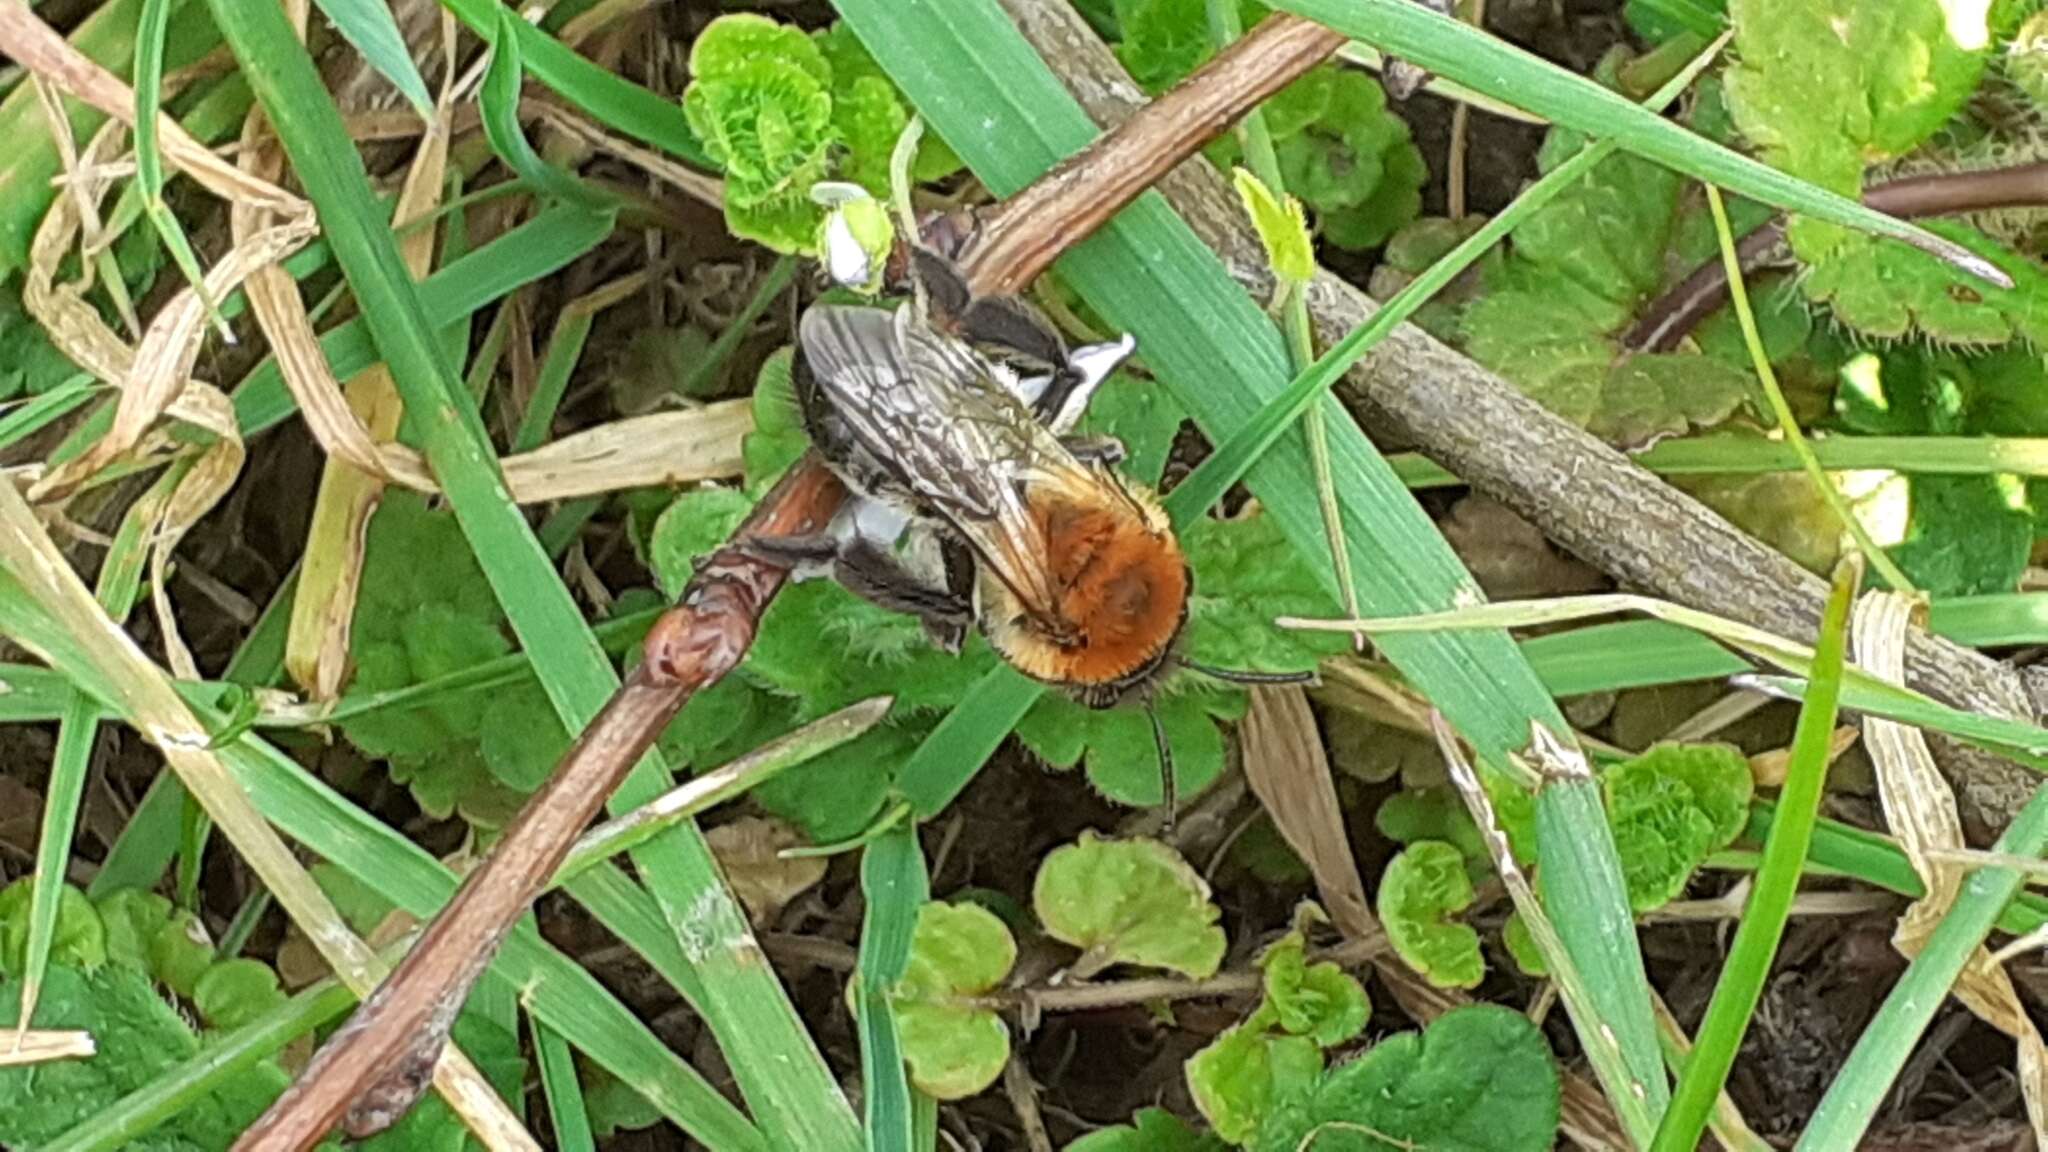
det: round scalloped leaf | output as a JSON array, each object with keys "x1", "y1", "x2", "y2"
[
  {"x1": 687, "y1": 13, "x2": 829, "y2": 88},
  {"x1": 94, "y1": 888, "x2": 174, "y2": 975},
  {"x1": 891, "y1": 901, "x2": 1017, "y2": 1099},
  {"x1": 1186, "y1": 1025, "x2": 1325, "y2": 1146},
  {"x1": 649, "y1": 486, "x2": 759, "y2": 599},
  {"x1": 0, "y1": 879, "x2": 105, "y2": 976},
  {"x1": 1262, "y1": 937, "x2": 1369, "y2": 1048},
  {"x1": 1064, "y1": 1106, "x2": 1229, "y2": 1151},
  {"x1": 192, "y1": 958, "x2": 287, "y2": 1031},
  {"x1": 1377, "y1": 841, "x2": 1483, "y2": 989},
  {"x1": 149, "y1": 908, "x2": 215, "y2": 999},
  {"x1": 1604, "y1": 742, "x2": 1753, "y2": 912},
  {"x1": 1253, "y1": 1004, "x2": 1560, "y2": 1152},
  {"x1": 1502, "y1": 911, "x2": 1548, "y2": 977},
  {"x1": 1034, "y1": 833, "x2": 1227, "y2": 978}
]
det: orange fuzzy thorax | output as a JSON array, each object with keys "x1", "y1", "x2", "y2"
[{"x1": 979, "y1": 485, "x2": 1189, "y2": 705}]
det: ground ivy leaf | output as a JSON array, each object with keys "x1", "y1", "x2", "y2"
[
  {"x1": 1724, "y1": 0, "x2": 1990, "y2": 260},
  {"x1": 192, "y1": 957, "x2": 287, "y2": 1031},
  {"x1": 0, "y1": 878, "x2": 104, "y2": 975},
  {"x1": 1803, "y1": 222, "x2": 2048, "y2": 345},
  {"x1": 1186, "y1": 1026, "x2": 1324, "y2": 1146},
  {"x1": 1252, "y1": 1004, "x2": 1561, "y2": 1152},
  {"x1": 1262, "y1": 934, "x2": 1369, "y2": 1047},
  {"x1": 477, "y1": 681, "x2": 572, "y2": 793},
  {"x1": 1502, "y1": 911, "x2": 1548, "y2": 977},
  {"x1": 1377, "y1": 841, "x2": 1483, "y2": 989},
  {"x1": 95, "y1": 888, "x2": 174, "y2": 975},
  {"x1": 1604, "y1": 742, "x2": 1753, "y2": 912},
  {"x1": 1593, "y1": 353, "x2": 1751, "y2": 447},
  {"x1": 1065, "y1": 1106, "x2": 1228, "y2": 1151},
  {"x1": 752, "y1": 719, "x2": 910, "y2": 843},
  {"x1": 0, "y1": 965, "x2": 289, "y2": 1149},
  {"x1": 1034, "y1": 832, "x2": 1227, "y2": 978},
  {"x1": 1180, "y1": 509, "x2": 1346, "y2": 674},
  {"x1": 650, "y1": 485, "x2": 758, "y2": 598},
  {"x1": 682, "y1": 15, "x2": 835, "y2": 249},
  {"x1": 891, "y1": 901, "x2": 1018, "y2": 1099},
  {"x1": 1076, "y1": 372, "x2": 1185, "y2": 488},
  {"x1": 1374, "y1": 788, "x2": 1488, "y2": 874},
  {"x1": 1890, "y1": 474, "x2": 2033, "y2": 596}
]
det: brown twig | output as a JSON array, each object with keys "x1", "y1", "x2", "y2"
[
  {"x1": 1627, "y1": 161, "x2": 2048, "y2": 352},
  {"x1": 236, "y1": 13, "x2": 1338, "y2": 1150}
]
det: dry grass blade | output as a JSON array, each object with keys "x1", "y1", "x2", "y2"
[
  {"x1": 283, "y1": 45, "x2": 454, "y2": 698},
  {"x1": 1854, "y1": 592, "x2": 2048, "y2": 1145},
  {"x1": 0, "y1": 481, "x2": 538, "y2": 1150},
  {"x1": 1239, "y1": 685, "x2": 1376, "y2": 938},
  {"x1": 499, "y1": 402, "x2": 750, "y2": 500},
  {"x1": 0, "y1": 1029, "x2": 95, "y2": 1066}
]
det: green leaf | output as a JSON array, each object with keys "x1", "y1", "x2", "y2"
[
  {"x1": 1074, "y1": 371, "x2": 1186, "y2": 488},
  {"x1": 0, "y1": 965, "x2": 289, "y2": 1150},
  {"x1": 682, "y1": 14, "x2": 836, "y2": 249},
  {"x1": 483, "y1": 9, "x2": 610, "y2": 209},
  {"x1": 1271, "y1": 67, "x2": 1424, "y2": 249},
  {"x1": 1801, "y1": 221, "x2": 2048, "y2": 345},
  {"x1": 1502, "y1": 912, "x2": 1548, "y2": 977},
  {"x1": 191, "y1": 957, "x2": 287, "y2": 1030},
  {"x1": 0, "y1": 878, "x2": 105, "y2": 976},
  {"x1": 1179, "y1": 509, "x2": 1345, "y2": 674},
  {"x1": 814, "y1": 23, "x2": 963, "y2": 184},
  {"x1": 1017, "y1": 690, "x2": 1244, "y2": 807},
  {"x1": 752, "y1": 720, "x2": 910, "y2": 843},
  {"x1": 648, "y1": 486, "x2": 759, "y2": 599},
  {"x1": 1724, "y1": 0, "x2": 1989, "y2": 259},
  {"x1": 1233, "y1": 168, "x2": 1315, "y2": 285},
  {"x1": 1186, "y1": 1025, "x2": 1324, "y2": 1146},
  {"x1": 149, "y1": 908, "x2": 214, "y2": 999},
  {"x1": 311, "y1": 0, "x2": 435, "y2": 119},
  {"x1": 1065, "y1": 1107, "x2": 1229, "y2": 1152},
  {"x1": 1890, "y1": 474, "x2": 2033, "y2": 596},
  {"x1": 1377, "y1": 841, "x2": 1483, "y2": 989},
  {"x1": 0, "y1": 288, "x2": 88, "y2": 401},
  {"x1": 1252, "y1": 1004, "x2": 1561, "y2": 1152},
  {"x1": 891, "y1": 901, "x2": 1017, "y2": 1099},
  {"x1": 95, "y1": 888, "x2": 174, "y2": 975},
  {"x1": 1374, "y1": 788, "x2": 1487, "y2": 871},
  {"x1": 744, "y1": 345, "x2": 810, "y2": 491},
  {"x1": 1034, "y1": 833, "x2": 1227, "y2": 978},
  {"x1": 1261, "y1": 934, "x2": 1369, "y2": 1047},
  {"x1": 1604, "y1": 742, "x2": 1753, "y2": 912}
]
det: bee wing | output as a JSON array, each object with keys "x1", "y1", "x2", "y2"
[{"x1": 798, "y1": 303, "x2": 1090, "y2": 620}]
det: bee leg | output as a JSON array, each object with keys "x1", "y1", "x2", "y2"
[
  {"x1": 1060, "y1": 435, "x2": 1127, "y2": 468},
  {"x1": 1039, "y1": 332, "x2": 1137, "y2": 434},
  {"x1": 834, "y1": 539, "x2": 974, "y2": 653},
  {"x1": 909, "y1": 246, "x2": 975, "y2": 325},
  {"x1": 727, "y1": 532, "x2": 842, "y2": 581}
]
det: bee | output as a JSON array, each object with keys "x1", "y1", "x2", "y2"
[{"x1": 751, "y1": 248, "x2": 1305, "y2": 810}]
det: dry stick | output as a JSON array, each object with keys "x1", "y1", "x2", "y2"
[
  {"x1": 1628, "y1": 161, "x2": 2048, "y2": 351},
  {"x1": 996, "y1": 0, "x2": 2048, "y2": 840},
  {"x1": 237, "y1": 14, "x2": 1340, "y2": 1150}
]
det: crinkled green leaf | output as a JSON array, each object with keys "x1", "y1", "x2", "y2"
[
  {"x1": 192, "y1": 957, "x2": 287, "y2": 1030},
  {"x1": 1065, "y1": 1106, "x2": 1229, "y2": 1152},
  {"x1": 1604, "y1": 742, "x2": 1753, "y2": 912},
  {"x1": 1802, "y1": 221, "x2": 2048, "y2": 345},
  {"x1": 746, "y1": 578, "x2": 994, "y2": 716},
  {"x1": 150, "y1": 908, "x2": 214, "y2": 999},
  {"x1": 1252, "y1": 1004, "x2": 1560, "y2": 1152},
  {"x1": 649, "y1": 485, "x2": 759, "y2": 599},
  {"x1": 1725, "y1": 0, "x2": 1990, "y2": 259},
  {"x1": 1076, "y1": 372, "x2": 1185, "y2": 488},
  {"x1": 1186, "y1": 1025, "x2": 1324, "y2": 1146},
  {"x1": 813, "y1": 22, "x2": 963, "y2": 183},
  {"x1": 1034, "y1": 832, "x2": 1227, "y2": 978},
  {"x1": 1234, "y1": 168, "x2": 1315, "y2": 285},
  {"x1": 1502, "y1": 911, "x2": 1548, "y2": 977},
  {"x1": 1374, "y1": 788, "x2": 1488, "y2": 875},
  {"x1": 1273, "y1": 68, "x2": 1423, "y2": 249},
  {"x1": 830, "y1": 75, "x2": 911, "y2": 197},
  {"x1": 682, "y1": 15, "x2": 834, "y2": 247},
  {"x1": 1262, "y1": 934, "x2": 1369, "y2": 1047},
  {"x1": 477, "y1": 682, "x2": 573, "y2": 793},
  {"x1": 752, "y1": 719, "x2": 911, "y2": 842},
  {"x1": 1017, "y1": 689, "x2": 1243, "y2": 807},
  {"x1": 891, "y1": 901, "x2": 1017, "y2": 1099},
  {"x1": 0, "y1": 878, "x2": 105, "y2": 977},
  {"x1": 689, "y1": 12, "x2": 829, "y2": 87},
  {"x1": 744, "y1": 345, "x2": 809, "y2": 492},
  {"x1": 583, "y1": 1059, "x2": 665, "y2": 1138},
  {"x1": 0, "y1": 965, "x2": 289, "y2": 1150},
  {"x1": 1892, "y1": 474, "x2": 2033, "y2": 596},
  {"x1": 1180, "y1": 509, "x2": 1345, "y2": 674},
  {"x1": 1377, "y1": 841, "x2": 1483, "y2": 989},
  {"x1": 96, "y1": 888, "x2": 174, "y2": 975}
]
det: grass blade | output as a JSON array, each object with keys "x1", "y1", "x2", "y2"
[
  {"x1": 205, "y1": 4, "x2": 856, "y2": 1143},
  {"x1": 835, "y1": 1, "x2": 1668, "y2": 1133},
  {"x1": 481, "y1": 9, "x2": 610, "y2": 208},
  {"x1": 1652, "y1": 558, "x2": 1859, "y2": 1151},
  {"x1": 1270, "y1": 0, "x2": 2006, "y2": 285},
  {"x1": 308, "y1": 0, "x2": 434, "y2": 120},
  {"x1": 857, "y1": 826, "x2": 929, "y2": 1152}
]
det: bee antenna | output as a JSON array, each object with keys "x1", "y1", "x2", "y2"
[
  {"x1": 1148, "y1": 705, "x2": 1177, "y2": 834},
  {"x1": 1174, "y1": 658, "x2": 1318, "y2": 687}
]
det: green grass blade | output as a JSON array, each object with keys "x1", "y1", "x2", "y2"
[
  {"x1": 834, "y1": 2, "x2": 1667, "y2": 1131},
  {"x1": 481, "y1": 9, "x2": 610, "y2": 208},
  {"x1": 308, "y1": 0, "x2": 434, "y2": 119},
  {"x1": 1652, "y1": 559, "x2": 1857, "y2": 1151},
  {"x1": 857, "y1": 826, "x2": 929, "y2": 1152},
  {"x1": 1270, "y1": 0, "x2": 2004, "y2": 285},
  {"x1": 0, "y1": 576, "x2": 768, "y2": 1152},
  {"x1": 1740, "y1": 674, "x2": 2048, "y2": 767},
  {"x1": 513, "y1": 309, "x2": 591, "y2": 454},
  {"x1": 534, "y1": 1021, "x2": 597, "y2": 1152},
  {"x1": 432, "y1": 0, "x2": 711, "y2": 169},
  {"x1": 897, "y1": 666, "x2": 1043, "y2": 819},
  {"x1": 205, "y1": 5, "x2": 857, "y2": 1144},
  {"x1": 1177, "y1": 33, "x2": 1724, "y2": 518},
  {"x1": 1798, "y1": 793, "x2": 2048, "y2": 1148}
]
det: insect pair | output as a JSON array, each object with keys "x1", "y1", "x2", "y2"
[{"x1": 746, "y1": 241, "x2": 1307, "y2": 813}]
